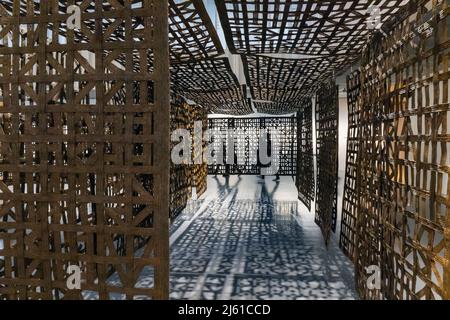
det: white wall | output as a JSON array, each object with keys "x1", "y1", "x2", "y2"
[{"x1": 336, "y1": 97, "x2": 349, "y2": 240}]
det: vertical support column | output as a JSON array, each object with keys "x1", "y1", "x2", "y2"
[{"x1": 153, "y1": 0, "x2": 170, "y2": 301}]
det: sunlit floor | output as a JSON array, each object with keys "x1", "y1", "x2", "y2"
[{"x1": 169, "y1": 176, "x2": 358, "y2": 300}]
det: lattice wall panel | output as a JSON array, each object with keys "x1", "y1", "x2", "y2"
[
  {"x1": 170, "y1": 96, "x2": 192, "y2": 220},
  {"x1": 315, "y1": 79, "x2": 338, "y2": 245},
  {"x1": 216, "y1": 0, "x2": 410, "y2": 55},
  {"x1": 190, "y1": 104, "x2": 208, "y2": 198},
  {"x1": 170, "y1": 97, "x2": 208, "y2": 218},
  {"x1": 296, "y1": 99, "x2": 315, "y2": 211},
  {"x1": 254, "y1": 101, "x2": 298, "y2": 115},
  {"x1": 0, "y1": 0, "x2": 169, "y2": 300},
  {"x1": 339, "y1": 71, "x2": 361, "y2": 262},
  {"x1": 216, "y1": 0, "x2": 411, "y2": 114},
  {"x1": 348, "y1": 0, "x2": 450, "y2": 300},
  {"x1": 208, "y1": 117, "x2": 297, "y2": 176}
]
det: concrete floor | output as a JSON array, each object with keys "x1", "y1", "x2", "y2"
[{"x1": 169, "y1": 175, "x2": 358, "y2": 300}]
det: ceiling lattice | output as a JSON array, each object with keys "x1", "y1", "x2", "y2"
[{"x1": 216, "y1": 0, "x2": 410, "y2": 113}]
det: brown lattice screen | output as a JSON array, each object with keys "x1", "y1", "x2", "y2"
[
  {"x1": 340, "y1": 71, "x2": 361, "y2": 261},
  {"x1": 170, "y1": 96, "x2": 192, "y2": 220},
  {"x1": 215, "y1": 0, "x2": 411, "y2": 114},
  {"x1": 296, "y1": 98, "x2": 315, "y2": 211},
  {"x1": 315, "y1": 79, "x2": 338, "y2": 245},
  {"x1": 341, "y1": 0, "x2": 450, "y2": 299},
  {"x1": 0, "y1": 0, "x2": 169, "y2": 300}
]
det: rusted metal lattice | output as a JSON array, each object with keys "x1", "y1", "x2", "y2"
[
  {"x1": 0, "y1": 0, "x2": 169, "y2": 300},
  {"x1": 190, "y1": 104, "x2": 208, "y2": 198},
  {"x1": 171, "y1": 58, "x2": 252, "y2": 116},
  {"x1": 168, "y1": 1, "x2": 250, "y2": 116},
  {"x1": 169, "y1": 0, "x2": 223, "y2": 64},
  {"x1": 170, "y1": 96, "x2": 193, "y2": 220},
  {"x1": 296, "y1": 99, "x2": 315, "y2": 211},
  {"x1": 170, "y1": 96, "x2": 207, "y2": 219},
  {"x1": 207, "y1": 117, "x2": 297, "y2": 176},
  {"x1": 339, "y1": 71, "x2": 361, "y2": 261},
  {"x1": 242, "y1": 55, "x2": 329, "y2": 112},
  {"x1": 342, "y1": 0, "x2": 450, "y2": 299},
  {"x1": 315, "y1": 79, "x2": 338, "y2": 245},
  {"x1": 216, "y1": 0, "x2": 411, "y2": 114}
]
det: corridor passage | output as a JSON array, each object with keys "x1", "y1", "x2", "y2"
[{"x1": 169, "y1": 176, "x2": 358, "y2": 300}]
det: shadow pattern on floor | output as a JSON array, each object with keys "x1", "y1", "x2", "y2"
[{"x1": 169, "y1": 179, "x2": 358, "y2": 300}]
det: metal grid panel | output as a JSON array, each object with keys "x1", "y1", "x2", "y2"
[
  {"x1": 233, "y1": 118, "x2": 262, "y2": 175},
  {"x1": 171, "y1": 58, "x2": 240, "y2": 93},
  {"x1": 0, "y1": 0, "x2": 169, "y2": 300},
  {"x1": 170, "y1": 97, "x2": 208, "y2": 218},
  {"x1": 339, "y1": 71, "x2": 361, "y2": 262},
  {"x1": 168, "y1": 2, "x2": 248, "y2": 116},
  {"x1": 351, "y1": 0, "x2": 450, "y2": 300},
  {"x1": 296, "y1": 99, "x2": 315, "y2": 211},
  {"x1": 191, "y1": 104, "x2": 208, "y2": 198},
  {"x1": 243, "y1": 54, "x2": 342, "y2": 107},
  {"x1": 215, "y1": 0, "x2": 410, "y2": 114},
  {"x1": 315, "y1": 79, "x2": 338, "y2": 245},
  {"x1": 216, "y1": 0, "x2": 409, "y2": 55},
  {"x1": 170, "y1": 96, "x2": 192, "y2": 220},
  {"x1": 254, "y1": 101, "x2": 298, "y2": 115},
  {"x1": 206, "y1": 118, "x2": 229, "y2": 175},
  {"x1": 169, "y1": 0, "x2": 223, "y2": 64},
  {"x1": 207, "y1": 117, "x2": 297, "y2": 176},
  {"x1": 171, "y1": 58, "x2": 252, "y2": 115},
  {"x1": 264, "y1": 117, "x2": 297, "y2": 176}
]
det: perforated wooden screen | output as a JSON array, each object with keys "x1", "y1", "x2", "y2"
[
  {"x1": 296, "y1": 98, "x2": 315, "y2": 211},
  {"x1": 315, "y1": 79, "x2": 338, "y2": 245},
  {"x1": 0, "y1": 0, "x2": 170, "y2": 300},
  {"x1": 341, "y1": 0, "x2": 450, "y2": 299}
]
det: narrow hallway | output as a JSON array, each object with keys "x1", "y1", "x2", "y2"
[{"x1": 169, "y1": 176, "x2": 357, "y2": 300}]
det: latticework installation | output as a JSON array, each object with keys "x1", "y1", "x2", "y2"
[
  {"x1": 170, "y1": 96, "x2": 208, "y2": 219},
  {"x1": 253, "y1": 101, "x2": 297, "y2": 115},
  {"x1": 339, "y1": 71, "x2": 361, "y2": 262},
  {"x1": 315, "y1": 79, "x2": 339, "y2": 245},
  {"x1": 207, "y1": 117, "x2": 297, "y2": 176},
  {"x1": 168, "y1": 1, "x2": 250, "y2": 116},
  {"x1": 190, "y1": 104, "x2": 208, "y2": 198},
  {"x1": 264, "y1": 117, "x2": 298, "y2": 176},
  {"x1": 170, "y1": 96, "x2": 193, "y2": 220},
  {"x1": 296, "y1": 99, "x2": 315, "y2": 211},
  {"x1": 341, "y1": 0, "x2": 450, "y2": 300},
  {"x1": 0, "y1": 0, "x2": 170, "y2": 300},
  {"x1": 216, "y1": 0, "x2": 411, "y2": 114},
  {"x1": 171, "y1": 58, "x2": 253, "y2": 115},
  {"x1": 169, "y1": 0, "x2": 223, "y2": 64},
  {"x1": 243, "y1": 54, "x2": 347, "y2": 113}
]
